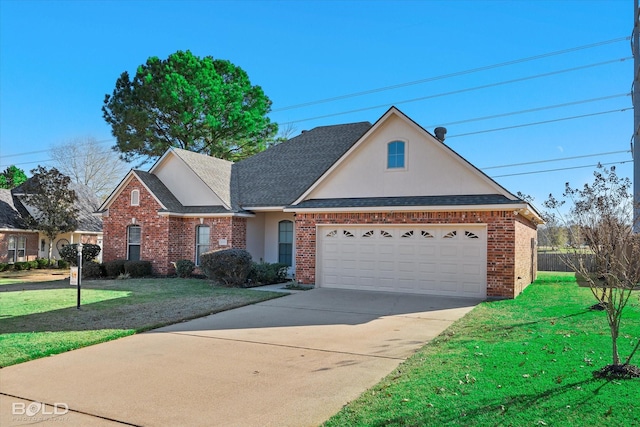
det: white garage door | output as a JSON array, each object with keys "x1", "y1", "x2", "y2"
[{"x1": 317, "y1": 225, "x2": 487, "y2": 298}]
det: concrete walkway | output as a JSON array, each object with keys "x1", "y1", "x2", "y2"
[{"x1": 1, "y1": 288, "x2": 480, "y2": 426}]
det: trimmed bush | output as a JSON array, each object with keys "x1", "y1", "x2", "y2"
[
  {"x1": 36, "y1": 258, "x2": 51, "y2": 269},
  {"x1": 13, "y1": 261, "x2": 30, "y2": 271},
  {"x1": 199, "y1": 249, "x2": 252, "y2": 287},
  {"x1": 57, "y1": 259, "x2": 69, "y2": 269},
  {"x1": 124, "y1": 260, "x2": 152, "y2": 278},
  {"x1": 59, "y1": 243, "x2": 101, "y2": 266},
  {"x1": 0, "y1": 263, "x2": 10, "y2": 272},
  {"x1": 175, "y1": 259, "x2": 195, "y2": 278},
  {"x1": 248, "y1": 262, "x2": 289, "y2": 286},
  {"x1": 28, "y1": 260, "x2": 38, "y2": 270},
  {"x1": 103, "y1": 260, "x2": 126, "y2": 277},
  {"x1": 82, "y1": 261, "x2": 102, "y2": 279}
]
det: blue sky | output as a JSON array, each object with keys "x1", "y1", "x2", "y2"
[{"x1": 0, "y1": 0, "x2": 632, "y2": 209}]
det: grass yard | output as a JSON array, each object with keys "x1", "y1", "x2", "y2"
[
  {"x1": 323, "y1": 272, "x2": 640, "y2": 427},
  {"x1": 0, "y1": 277, "x2": 283, "y2": 367}
]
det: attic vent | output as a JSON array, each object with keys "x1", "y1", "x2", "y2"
[{"x1": 434, "y1": 127, "x2": 447, "y2": 141}]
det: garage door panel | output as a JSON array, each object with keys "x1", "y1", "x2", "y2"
[
  {"x1": 440, "y1": 246, "x2": 459, "y2": 257},
  {"x1": 318, "y1": 225, "x2": 486, "y2": 298}
]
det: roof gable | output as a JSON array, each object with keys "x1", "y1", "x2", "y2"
[
  {"x1": 150, "y1": 148, "x2": 232, "y2": 209},
  {"x1": 295, "y1": 106, "x2": 517, "y2": 204},
  {"x1": 6, "y1": 180, "x2": 102, "y2": 233}
]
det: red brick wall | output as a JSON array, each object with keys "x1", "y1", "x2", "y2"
[
  {"x1": 102, "y1": 175, "x2": 247, "y2": 275},
  {"x1": 294, "y1": 210, "x2": 537, "y2": 299},
  {"x1": 102, "y1": 177, "x2": 170, "y2": 274},
  {"x1": 513, "y1": 216, "x2": 538, "y2": 297},
  {"x1": 0, "y1": 231, "x2": 39, "y2": 263}
]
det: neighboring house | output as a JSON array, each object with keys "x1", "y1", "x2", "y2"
[
  {"x1": 98, "y1": 107, "x2": 543, "y2": 299},
  {"x1": 0, "y1": 181, "x2": 103, "y2": 263}
]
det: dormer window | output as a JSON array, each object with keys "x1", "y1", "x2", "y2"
[
  {"x1": 387, "y1": 141, "x2": 405, "y2": 169},
  {"x1": 131, "y1": 189, "x2": 140, "y2": 206}
]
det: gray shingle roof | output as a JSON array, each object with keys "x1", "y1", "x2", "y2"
[
  {"x1": 232, "y1": 122, "x2": 372, "y2": 207},
  {"x1": 2, "y1": 181, "x2": 103, "y2": 232},
  {"x1": 292, "y1": 195, "x2": 523, "y2": 210},
  {"x1": 0, "y1": 189, "x2": 28, "y2": 229}
]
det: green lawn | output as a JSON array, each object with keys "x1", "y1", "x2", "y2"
[
  {"x1": 323, "y1": 272, "x2": 640, "y2": 427},
  {"x1": 0, "y1": 278, "x2": 283, "y2": 367}
]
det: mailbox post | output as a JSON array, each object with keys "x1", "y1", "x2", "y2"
[{"x1": 77, "y1": 243, "x2": 83, "y2": 309}]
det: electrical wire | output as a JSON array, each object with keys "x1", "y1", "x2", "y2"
[
  {"x1": 491, "y1": 160, "x2": 633, "y2": 178},
  {"x1": 447, "y1": 107, "x2": 632, "y2": 139},
  {"x1": 273, "y1": 36, "x2": 630, "y2": 112},
  {"x1": 483, "y1": 150, "x2": 631, "y2": 170},
  {"x1": 278, "y1": 57, "x2": 631, "y2": 125},
  {"x1": 425, "y1": 93, "x2": 630, "y2": 128}
]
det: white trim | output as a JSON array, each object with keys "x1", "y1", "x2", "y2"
[
  {"x1": 292, "y1": 107, "x2": 518, "y2": 205},
  {"x1": 241, "y1": 206, "x2": 286, "y2": 212},
  {"x1": 130, "y1": 189, "x2": 140, "y2": 206},
  {"x1": 156, "y1": 211, "x2": 255, "y2": 218}
]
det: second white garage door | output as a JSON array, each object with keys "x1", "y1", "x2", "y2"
[{"x1": 317, "y1": 225, "x2": 487, "y2": 298}]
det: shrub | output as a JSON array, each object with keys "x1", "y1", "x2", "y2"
[
  {"x1": 248, "y1": 262, "x2": 289, "y2": 286},
  {"x1": 175, "y1": 259, "x2": 195, "y2": 278},
  {"x1": 28, "y1": 260, "x2": 39, "y2": 270},
  {"x1": 103, "y1": 260, "x2": 126, "y2": 277},
  {"x1": 199, "y1": 249, "x2": 253, "y2": 287},
  {"x1": 124, "y1": 260, "x2": 152, "y2": 277},
  {"x1": 36, "y1": 258, "x2": 51, "y2": 269},
  {"x1": 57, "y1": 259, "x2": 69, "y2": 269},
  {"x1": 82, "y1": 261, "x2": 102, "y2": 279},
  {"x1": 13, "y1": 261, "x2": 30, "y2": 271},
  {"x1": 0, "y1": 263, "x2": 10, "y2": 272},
  {"x1": 59, "y1": 243, "x2": 101, "y2": 266}
]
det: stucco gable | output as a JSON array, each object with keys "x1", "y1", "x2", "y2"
[
  {"x1": 150, "y1": 148, "x2": 232, "y2": 208},
  {"x1": 296, "y1": 107, "x2": 517, "y2": 203}
]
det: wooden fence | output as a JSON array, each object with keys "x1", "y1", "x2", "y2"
[{"x1": 537, "y1": 253, "x2": 597, "y2": 272}]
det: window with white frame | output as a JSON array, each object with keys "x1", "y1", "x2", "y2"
[
  {"x1": 7, "y1": 236, "x2": 26, "y2": 263},
  {"x1": 278, "y1": 220, "x2": 293, "y2": 266},
  {"x1": 387, "y1": 141, "x2": 405, "y2": 169},
  {"x1": 127, "y1": 225, "x2": 141, "y2": 261},
  {"x1": 131, "y1": 189, "x2": 140, "y2": 206},
  {"x1": 195, "y1": 225, "x2": 210, "y2": 266}
]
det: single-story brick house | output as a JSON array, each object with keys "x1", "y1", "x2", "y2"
[
  {"x1": 98, "y1": 106, "x2": 543, "y2": 299},
  {"x1": 0, "y1": 181, "x2": 103, "y2": 263}
]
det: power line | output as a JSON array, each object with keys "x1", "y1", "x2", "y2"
[
  {"x1": 426, "y1": 93, "x2": 630, "y2": 128},
  {"x1": 447, "y1": 107, "x2": 632, "y2": 138},
  {"x1": 278, "y1": 57, "x2": 631, "y2": 125},
  {"x1": 0, "y1": 138, "x2": 116, "y2": 159},
  {"x1": 491, "y1": 160, "x2": 633, "y2": 178},
  {"x1": 273, "y1": 37, "x2": 630, "y2": 112},
  {"x1": 483, "y1": 150, "x2": 631, "y2": 170}
]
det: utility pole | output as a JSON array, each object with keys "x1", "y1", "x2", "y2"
[{"x1": 634, "y1": 0, "x2": 640, "y2": 232}]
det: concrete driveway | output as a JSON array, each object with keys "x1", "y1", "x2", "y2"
[{"x1": 1, "y1": 288, "x2": 480, "y2": 427}]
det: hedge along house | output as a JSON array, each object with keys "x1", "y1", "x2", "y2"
[
  {"x1": 98, "y1": 107, "x2": 543, "y2": 299},
  {"x1": 0, "y1": 181, "x2": 103, "y2": 264}
]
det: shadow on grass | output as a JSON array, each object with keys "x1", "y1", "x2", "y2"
[
  {"x1": 372, "y1": 377, "x2": 613, "y2": 427},
  {"x1": 0, "y1": 279, "x2": 284, "y2": 334}
]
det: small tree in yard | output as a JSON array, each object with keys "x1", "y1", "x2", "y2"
[
  {"x1": 545, "y1": 165, "x2": 640, "y2": 379},
  {"x1": 22, "y1": 167, "x2": 79, "y2": 262}
]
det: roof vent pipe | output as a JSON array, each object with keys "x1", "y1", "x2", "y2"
[{"x1": 434, "y1": 127, "x2": 447, "y2": 141}]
